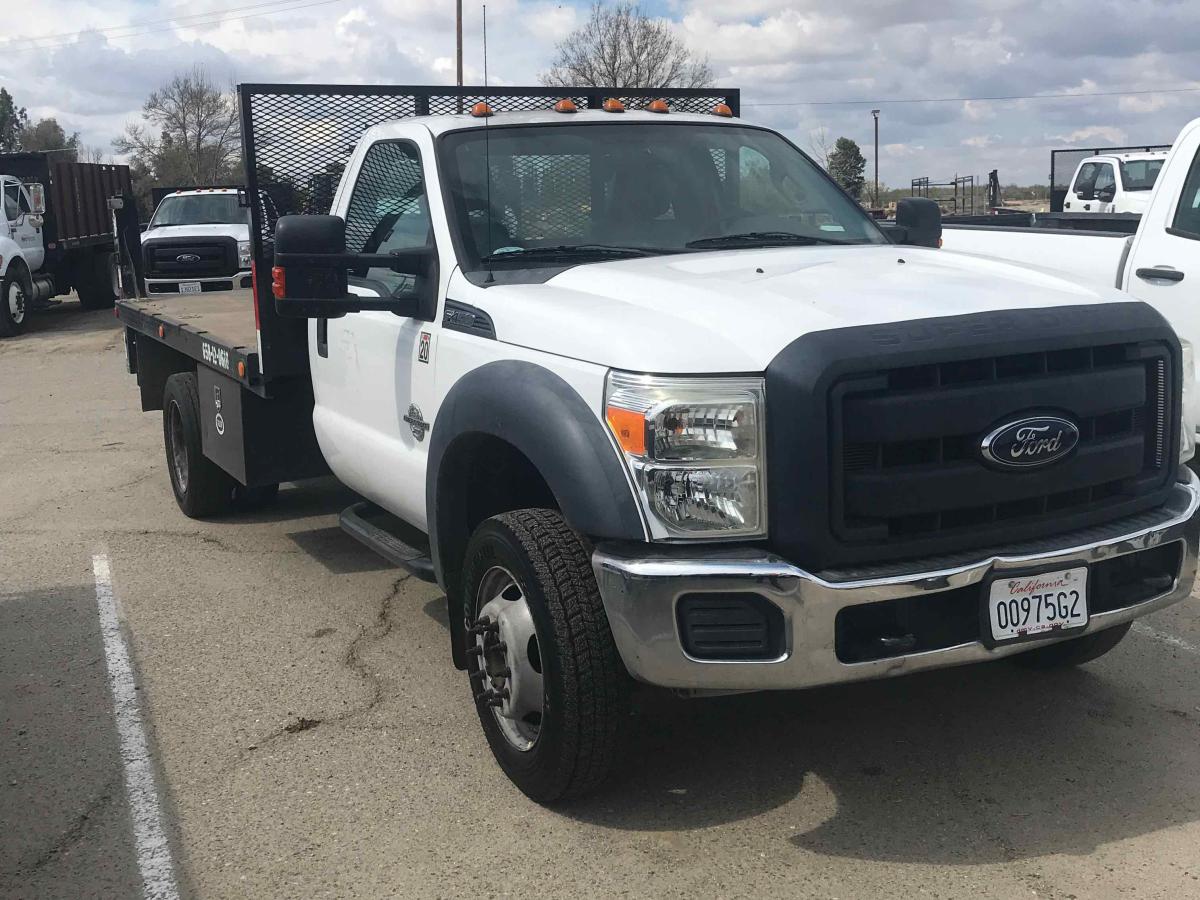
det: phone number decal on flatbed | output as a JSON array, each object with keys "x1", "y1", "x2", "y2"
[{"x1": 202, "y1": 340, "x2": 231, "y2": 371}]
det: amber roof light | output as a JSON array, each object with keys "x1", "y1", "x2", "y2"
[
  {"x1": 647, "y1": 99, "x2": 670, "y2": 114},
  {"x1": 713, "y1": 102, "x2": 734, "y2": 118},
  {"x1": 470, "y1": 101, "x2": 494, "y2": 118},
  {"x1": 553, "y1": 98, "x2": 578, "y2": 113},
  {"x1": 602, "y1": 98, "x2": 625, "y2": 112}
]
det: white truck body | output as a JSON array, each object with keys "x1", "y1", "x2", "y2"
[
  {"x1": 118, "y1": 88, "x2": 1200, "y2": 801},
  {"x1": 1062, "y1": 150, "x2": 1169, "y2": 215}
]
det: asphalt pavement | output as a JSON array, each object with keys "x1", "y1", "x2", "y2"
[{"x1": 3, "y1": 300, "x2": 1200, "y2": 899}]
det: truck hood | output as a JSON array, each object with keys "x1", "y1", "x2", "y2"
[
  {"x1": 141, "y1": 223, "x2": 249, "y2": 243},
  {"x1": 479, "y1": 244, "x2": 1131, "y2": 373}
]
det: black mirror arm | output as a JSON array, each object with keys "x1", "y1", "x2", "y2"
[{"x1": 274, "y1": 247, "x2": 433, "y2": 276}]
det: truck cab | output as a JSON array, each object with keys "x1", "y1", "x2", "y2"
[
  {"x1": 1064, "y1": 151, "x2": 1168, "y2": 214},
  {"x1": 141, "y1": 188, "x2": 255, "y2": 295}
]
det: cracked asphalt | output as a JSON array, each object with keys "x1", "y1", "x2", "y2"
[{"x1": 4, "y1": 301, "x2": 1200, "y2": 899}]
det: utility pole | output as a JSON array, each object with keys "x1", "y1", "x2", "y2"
[{"x1": 871, "y1": 109, "x2": 880, "y2": 208}]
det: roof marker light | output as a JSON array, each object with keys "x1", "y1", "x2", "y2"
[
  {"x1": 713, "y1": 102, "x2": 734, "y2": 117},
  {"x1": 554, "y1": 98, "x2": 578, "y2": 113},
  {"x1": 647, "y1": 99, "x2": 670, "y2": 114},
  {"x1": 470, "y1": 101, "x2": 494, "y2": 118},
  {"x1": 602, "y1": 98, "x2": 625, "y2": 113}
]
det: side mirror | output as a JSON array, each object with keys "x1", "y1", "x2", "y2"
[
  {"x1": 1097, "y1": 186, "x2": 1116, "y2": 202},
  {"x1": 894, "y1": 197, "x2": 942, "y2": 248},
  {"x1": 1076, "y1": 186, "x2": 1096, "y2": 201},
  {"x1": 272, "y1": 214, "x2": 438, "y2": 320},
  {"x1": 27, "y1": 183, "x2": 46, "y2": 216}
]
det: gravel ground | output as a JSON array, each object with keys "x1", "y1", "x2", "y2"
[{"x1": 3, "y1": 301, "x2": 1200, "y2": 899}]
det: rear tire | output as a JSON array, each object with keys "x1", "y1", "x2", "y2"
[
  {"x1": 76, "y1": 251, "x2": 116, "y2": 310},
  {"x1": 162, "y1": 373, "x2": 235, "y2": 517},
  {"x1": 1010, "y1": 622, "x2": 1132, "y2": 669},
  {"x1": 0, "y1": 266, "x2": 29, "y2": 337},
  {"x1": 461, "y1": 509, "x2": 630, "y2": 802}
]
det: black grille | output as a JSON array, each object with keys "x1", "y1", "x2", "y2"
[
  {"x1": 832, "y1": 341, "x2": 1171, "y2": 544},
  {"x1": 143, "y1": 237, "x2": 238, "y2": 278},
  {"x1": 764, "y1": 304, "x2": 1182, "y2": 571}
]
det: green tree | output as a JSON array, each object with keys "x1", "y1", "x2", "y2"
[
  {"x1": 0, "y1": 87, "x2": 29, "y2": 153},
  {"x1": 18, "y1": 117, "x2": 80, "y2": 158},
  {"x1": 827, "y1": 137, "x2": 866, "y2": 200}
]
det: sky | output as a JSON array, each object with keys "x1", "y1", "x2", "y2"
[{"x1": 1, "y1": 0, "x2": 1197, "y2": 186}]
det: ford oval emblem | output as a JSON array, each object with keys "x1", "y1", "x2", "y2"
[
  {"x1": 981, "y1": 416, "x2": 1079, "y2": 469},
  {"x1": 176, "y1": 253, "x2": 200, "y2": 263}
]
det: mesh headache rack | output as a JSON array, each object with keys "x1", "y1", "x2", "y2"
[{"x1": 238, "y1": 83, "x2": 740, "y2": 379}]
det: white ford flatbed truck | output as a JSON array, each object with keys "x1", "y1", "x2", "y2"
[{"x1": 116, "y1": 84, "x2": 1200, "y2": 802}]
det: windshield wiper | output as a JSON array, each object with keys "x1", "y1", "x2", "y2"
[
  {"x1": 480, "y1": 244, "x2": 672, "y2": 263},
  {"x1": 685, "y1": 231, "x2": 850, "y2": 249}
]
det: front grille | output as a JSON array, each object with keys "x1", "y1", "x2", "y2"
[
  {"x1": 832, "y1": 341, "x2": 1172, "y2": 548},
  {"x1": 143, "y1": 237, "x2": 238, "y2": 278}
]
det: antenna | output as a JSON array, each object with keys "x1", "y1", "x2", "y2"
[{"x1": 482, "y1": 2, "x2": 494, "y2": 281}]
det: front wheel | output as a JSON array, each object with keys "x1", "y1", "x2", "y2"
[
  {"x1": 0, "y1": 267, "x2": 29, "y2": 337},
  {"x1": 461, "y1": 509, "x2": 630, "y2": 803}
]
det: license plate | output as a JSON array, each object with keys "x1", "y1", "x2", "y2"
[
  {"x1": 987, "y1": 566, "x2": 1088, "y2": 642},
  {"x1": 179, "y1": 281, "x2": 202, "y2": 294}
]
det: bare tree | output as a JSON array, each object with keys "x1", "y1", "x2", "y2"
[
  {"x1": 808, "y1": 127, "x2": 832, "y2": 169},
  {"x1": 114, "y1": 65, "x2": 241, "y2": 187},
  {"x1": 541, "y1": 2, "x2": 713, "y2": 89}
]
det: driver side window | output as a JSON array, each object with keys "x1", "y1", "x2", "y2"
[
  {"x1": 1094, "y1": 164, "x2": 1116, "y2": 194},
  {"x1": 3, "y1": 182, "x2": 20, "y2": 221},
  {"x1": 1073, "y1": 163, "x2": 1099, "y2": 194},
  {"x1": 344, "y1": 140, "x2": 430, "y2": 298}
]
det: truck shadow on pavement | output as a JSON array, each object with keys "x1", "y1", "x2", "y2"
[{"x1": 562, "y1": 659, "x2": 1199, "y2": 864}]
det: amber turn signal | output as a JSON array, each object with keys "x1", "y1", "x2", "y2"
[{"x1": 606, "y1": 406, "x2": 646, "y2": 456}]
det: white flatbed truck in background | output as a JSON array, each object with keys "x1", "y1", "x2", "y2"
[{"x1": 116, "y1": 84, "x2": 1200, "y2": 802}]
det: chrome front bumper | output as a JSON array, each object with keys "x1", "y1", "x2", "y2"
[{"x1": 592, "y1": 471, "x2": 1200, "y2": 692}]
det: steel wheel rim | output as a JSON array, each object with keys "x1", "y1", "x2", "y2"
[
  {"x1": 7, "y1": 281, "x2": 25, "y2": 324},
  {"x1": 472, "y1": 565, "x2": 544, "y2": 752},
  {"x1": 168, "y1": 401, "x2": 189, "y2": 492}
]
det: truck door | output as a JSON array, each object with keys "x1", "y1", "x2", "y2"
[
  {"x1": 1065, "y1": 162, "x2": 1099, "y2": 211},
  {"x1": 1093, "y1": 162, "x2": 1118, "y2": 213},
  {"x1": 1122, "y1": 123, "x2": 1200, "y2": 423},
  {"x1": 3, "y1": 178, "x2": 44, "y2": 271},
  {"x1": 308, "y1": 138, "x2": 440, "y2": 529}
]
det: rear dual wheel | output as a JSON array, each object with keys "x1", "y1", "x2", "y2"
[
  {"x1": 461, "y1": 509, "x2": 630, "y2": 803},
  {"x1": 162, "y1": 373, "x2": 278, "y2": 517}
]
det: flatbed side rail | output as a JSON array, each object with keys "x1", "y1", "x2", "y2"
[
  {"x1": 116, "y1": 297, "x2": 264, "y2": 396},
  {"x1": 237, "y1": 82, "x2": 741, "y2": 380}
]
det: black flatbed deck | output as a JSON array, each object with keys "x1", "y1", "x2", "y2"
[{"x1": 117, "y1": 290, "x2": 264, "y2": 392}]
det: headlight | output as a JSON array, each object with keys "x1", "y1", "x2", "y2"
[
  {"x1": 1181, "y1": 339, "x2": 1195, "y2": 464},
  {"x1": 604, "y1": 371, "x2": 766, "y2": 539},
  {"x1": 237, "y1": 240, "x2": 252, "y2": 268}
]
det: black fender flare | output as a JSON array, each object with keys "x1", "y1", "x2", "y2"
[{"x1": 427, "y1": 361, "x2": 646, "y2": 665}]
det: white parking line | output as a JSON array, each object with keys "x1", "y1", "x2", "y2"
[
  {"x1": 1132, "y1": 620, "x2": 1200, "y2": 656},
  {"x1": 92, "y1": 553, "x2": 181, "y2": 900}
]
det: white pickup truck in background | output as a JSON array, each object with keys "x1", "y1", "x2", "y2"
[
  {"x1": 943, "y1": 117, "x2": 1200, "y2": 427},
  {"x1": 1062, "y1": 150, "x2": 1169, "y2": 215},
  {"x1": 140, "y1": 188, "x2": 255, "y2": 295}
]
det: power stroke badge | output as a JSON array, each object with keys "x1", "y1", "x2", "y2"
[
  {"x1": 981, "y1": 416, "x2": 1079, "y2": 469},
  {"x1": 403, "y1": 404, "x2": 429, "y2": 441}
]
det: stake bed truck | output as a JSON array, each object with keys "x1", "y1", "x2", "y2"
[{"x1": 116, "y1": 85, "x2": 1200, "y2": 801}]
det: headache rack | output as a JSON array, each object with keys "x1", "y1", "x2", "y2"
[{"x1": 238, "y1": 83, "x2": 740, "y2": 379}]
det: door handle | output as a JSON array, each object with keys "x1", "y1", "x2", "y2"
[{"x1": 1135, "y1": 267, "x2": 1185, "y2": 283}]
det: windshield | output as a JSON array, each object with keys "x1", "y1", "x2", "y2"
[
  {"x1": 440, "y1": 122, "x2": 884, "y2": 272},
  {"x1": 150, "y1": 194, "x2": 248, "y2": 227},
  {"x1": 1119, "y1": 159, "x2": 1164, "y2": 192}
]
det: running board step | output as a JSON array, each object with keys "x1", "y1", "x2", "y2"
[{"x1": 339, "y1": 501, "x2": 436, "y2": 582}]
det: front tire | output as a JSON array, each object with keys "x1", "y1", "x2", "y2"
[
  {"x1": 1010, "y1": 622, "x2": 1132, "y2": 669},
  {"x1": 162, "y1": 373, "x2": 235, "y2": 517},
  {"x1": 0, "y1": 266, "x2": 29, "y2": 337},
  {"x1": 461, "y1": 509, "x2": 630, "y2": 802}
]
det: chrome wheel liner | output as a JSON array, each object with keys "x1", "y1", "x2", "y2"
[
  {"x1": 167, "y1": 401, "x2": 189, "y2": 492},
  {"x1": 472, "y1": 565, "x2": 544, "y2": 752},
  {"x1": 7, "y1": 279, "x2": 25, "y2": 324}
]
